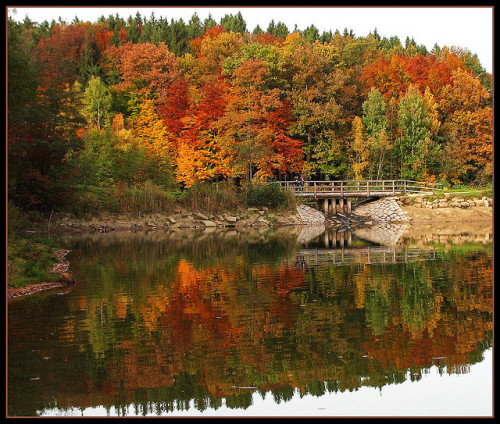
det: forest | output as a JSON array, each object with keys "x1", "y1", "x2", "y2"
[{"x1": 7, "y1": 11, "x2": 493, "y2": 214}]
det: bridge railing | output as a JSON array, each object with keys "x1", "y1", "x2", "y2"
[{"x1": 273, "y1": 180, "x2": 442, "y2": 195}]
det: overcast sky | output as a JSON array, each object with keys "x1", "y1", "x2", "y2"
[{"x1": 8, "y1": 6, "x2": 493, "y2": 73}]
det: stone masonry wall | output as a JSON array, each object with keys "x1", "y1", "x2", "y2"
[
  {"x1": 352, "y1": 198, "x2": 410, "y2": 223},
  {"x1": 397, "y1": 194, "x2": 493, "y2": 209},
  {"x1": 296, "y1": 204, "x2": 326, "y2": 225}
]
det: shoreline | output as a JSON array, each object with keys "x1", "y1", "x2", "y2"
[
  {"x1": 8, "y1": 204, "x2": 492, "y2": 300},
  {"x1": 8, "y1": 249, "x2": 75, "y2": 300},
  {"x1": 21, "y1": 200, "x2": 494, "y2": 234},
  {"x1": 400, "y1": 203, "x2": 493, "y2": 223}
]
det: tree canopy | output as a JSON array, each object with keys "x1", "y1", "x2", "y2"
[{"x1": 7, "y1": 12, "x2": 493, "y2": 210}]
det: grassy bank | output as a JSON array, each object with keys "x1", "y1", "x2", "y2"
[
  {"x1": 421, "y1": 183, "x2": 493, "y2": 202},
  {"x1": 7, "y1": 235, "x2": 61, "y2": 289}
]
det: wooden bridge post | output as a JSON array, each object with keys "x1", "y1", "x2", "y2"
[
  {"x1": 345, "y1": 199, "x2": 351, "y2": 214},
  {"x1": 338, "y1": 198, "x2": 344, "y2": 214},
  {"x1": 322, "y1": 198, "x2": 329, "y2": 214},
  {"x1": 328, "y1": 199, "x2": 334, "y2": 215}
]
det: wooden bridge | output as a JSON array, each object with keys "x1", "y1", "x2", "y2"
[
  {"x1": 274, "y1": 180, "x2": 441, "y2": 215},
  {"x1": 275, "y1": 180, "x2": 440, "y2": 198}
]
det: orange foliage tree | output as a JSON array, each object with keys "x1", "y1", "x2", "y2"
[
  {"x1": 438, "y1": 68, "x2": 493, "y2": 183},
  {"x1": 216, "y1": 58, "x2": 303, "y2": 181},
  {"x1": 175, "y1": 75, "x2": 233, "y2": 187}
]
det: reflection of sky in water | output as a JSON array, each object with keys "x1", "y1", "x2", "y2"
[{"x1": 39, "y1": 349, "x2": 492, "y2": 417}]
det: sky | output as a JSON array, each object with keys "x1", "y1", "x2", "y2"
[{"x1": 7, "y1": 6, "x2": 493, "y2": 73}]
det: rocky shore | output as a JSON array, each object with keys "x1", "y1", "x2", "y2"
[{"x1": 45, "y1": 206, "x2": 310, "y2": 233}]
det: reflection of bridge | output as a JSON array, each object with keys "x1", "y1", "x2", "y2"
[
  {"x1": 275, "y1": 180, "x2": 441, "y2": 214},
  {"x1": 297, "y1": 246, "x2": 439, "y2": 266},
  {"x1": 300, "y1": 226, "x2": 410, "y2": 248}
]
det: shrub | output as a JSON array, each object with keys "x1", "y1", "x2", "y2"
[
  {"x1": 245, "y1": 182, "x2": 296, "y2": 210},
  {"x1": 69, "y1": 188, "x2": 103, "y2": 218},
  {"x1": 71, "y1": 128, "x2": 176, "y2": 189}
]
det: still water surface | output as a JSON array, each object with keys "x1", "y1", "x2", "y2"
[{"x1": 7, "y1": 223, "x2": 493, "y2": 417}]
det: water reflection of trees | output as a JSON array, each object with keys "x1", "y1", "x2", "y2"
[{"x1": 8, "y1": 230, "x2": 493, "y2": 416}]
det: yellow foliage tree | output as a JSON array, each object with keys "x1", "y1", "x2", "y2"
[
  {"x1": 132, "y1": 99, "x2": 171, "y2": 159},
  {"x1": 351, "y1": 116, "x2": 369, "y2": 179}
]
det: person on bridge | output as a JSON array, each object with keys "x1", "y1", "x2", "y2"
[{"x1": 299, "y1": 175, "x2": 305, "y2": 191}]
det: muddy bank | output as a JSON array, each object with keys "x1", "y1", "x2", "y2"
[{"x1": 32, "y1": 199, "x2": 493, "y2": 234}]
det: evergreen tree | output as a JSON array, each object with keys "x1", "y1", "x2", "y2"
[
  {"x1": 167, "y1": 18, "x2": 188, "y2": 56},
  {"x1": 320, "y1": 30, "x2": 333, "y2": 43},
  {"x1": 252, "y1": 24, "x2": 264, "y2": 36},
  {"x1": 78, "y1": 35, "x2": 101, "y2": 86},
  {"x1": 203, "y1": 13, "x2": 217, "y2": 31},
  {"x1": 187, "y1": 12, "x2": 203, "y2": 39},
  {"x1": 303, "y1": 25, "x2": 319, "y2": 43},
  {"x1": 220, "y1": 12, "x2": 247, "y2": 33},
  {"x1": 274, "y1": 21, "x2": 289, "y2": 38}
]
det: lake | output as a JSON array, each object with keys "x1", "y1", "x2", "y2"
[{"x1": 7, "y1": 222, "x2": 493, "y2": 417}]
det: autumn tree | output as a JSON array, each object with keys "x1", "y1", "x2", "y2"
[
  {"x1": 351, "y1": 116, "x2": 368, "y2": 179},
  {"x1": 438, "y1": 69, "x2": 493, "y2": 184},
  {"x1": 216, "y1": 58, "x2": 302, "y2": 181},
  {"x1": 284, "y1": 34, "x2": 352, "y2": 179},
  {"x1": 9, "y1": 21, "x2": 87, "y2": 209},
  {"x1": 397, "y1": 85, "x2": 432, "y2": 180},
  {"x1": 175, "y1": 76, "x2": 234, "y2": 187},
  {"x1": 132, "y1": 98, "x2": 171, "y2": 161},
  {"x1": 105, "y1": 41, "x2": 180, "y2": 105}
]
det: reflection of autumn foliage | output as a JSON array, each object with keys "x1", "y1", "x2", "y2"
[
  {"x1": 361, "y1": 252, "x2": 492, "y2": 371},
  {"x1": 21, "y1": 238, "x2": 490, "y2": 413},
  {"x1": 92, "y1": 251, "x2": 489, "y2": 399}
]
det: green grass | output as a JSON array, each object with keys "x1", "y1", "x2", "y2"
[
  {"x1": 7, "y1": 236, "x2": 61, "y2": 288},
  {"x1": 420, "y1": 184, "x2": 492, "y2": 202}
]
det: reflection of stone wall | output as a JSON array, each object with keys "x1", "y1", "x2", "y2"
[
  {"x1": 353, "y1": 223, "x2": 410, "y2": 246},
  {"x1": 296, "y1": 225, "x2": 326, "y2": 244},
  {"x1": 353, "y1": 198, "x2": 409, "y2": 222},
  {"x1": 399, "y1": 222, "x2": 493, "y2": 249}
]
